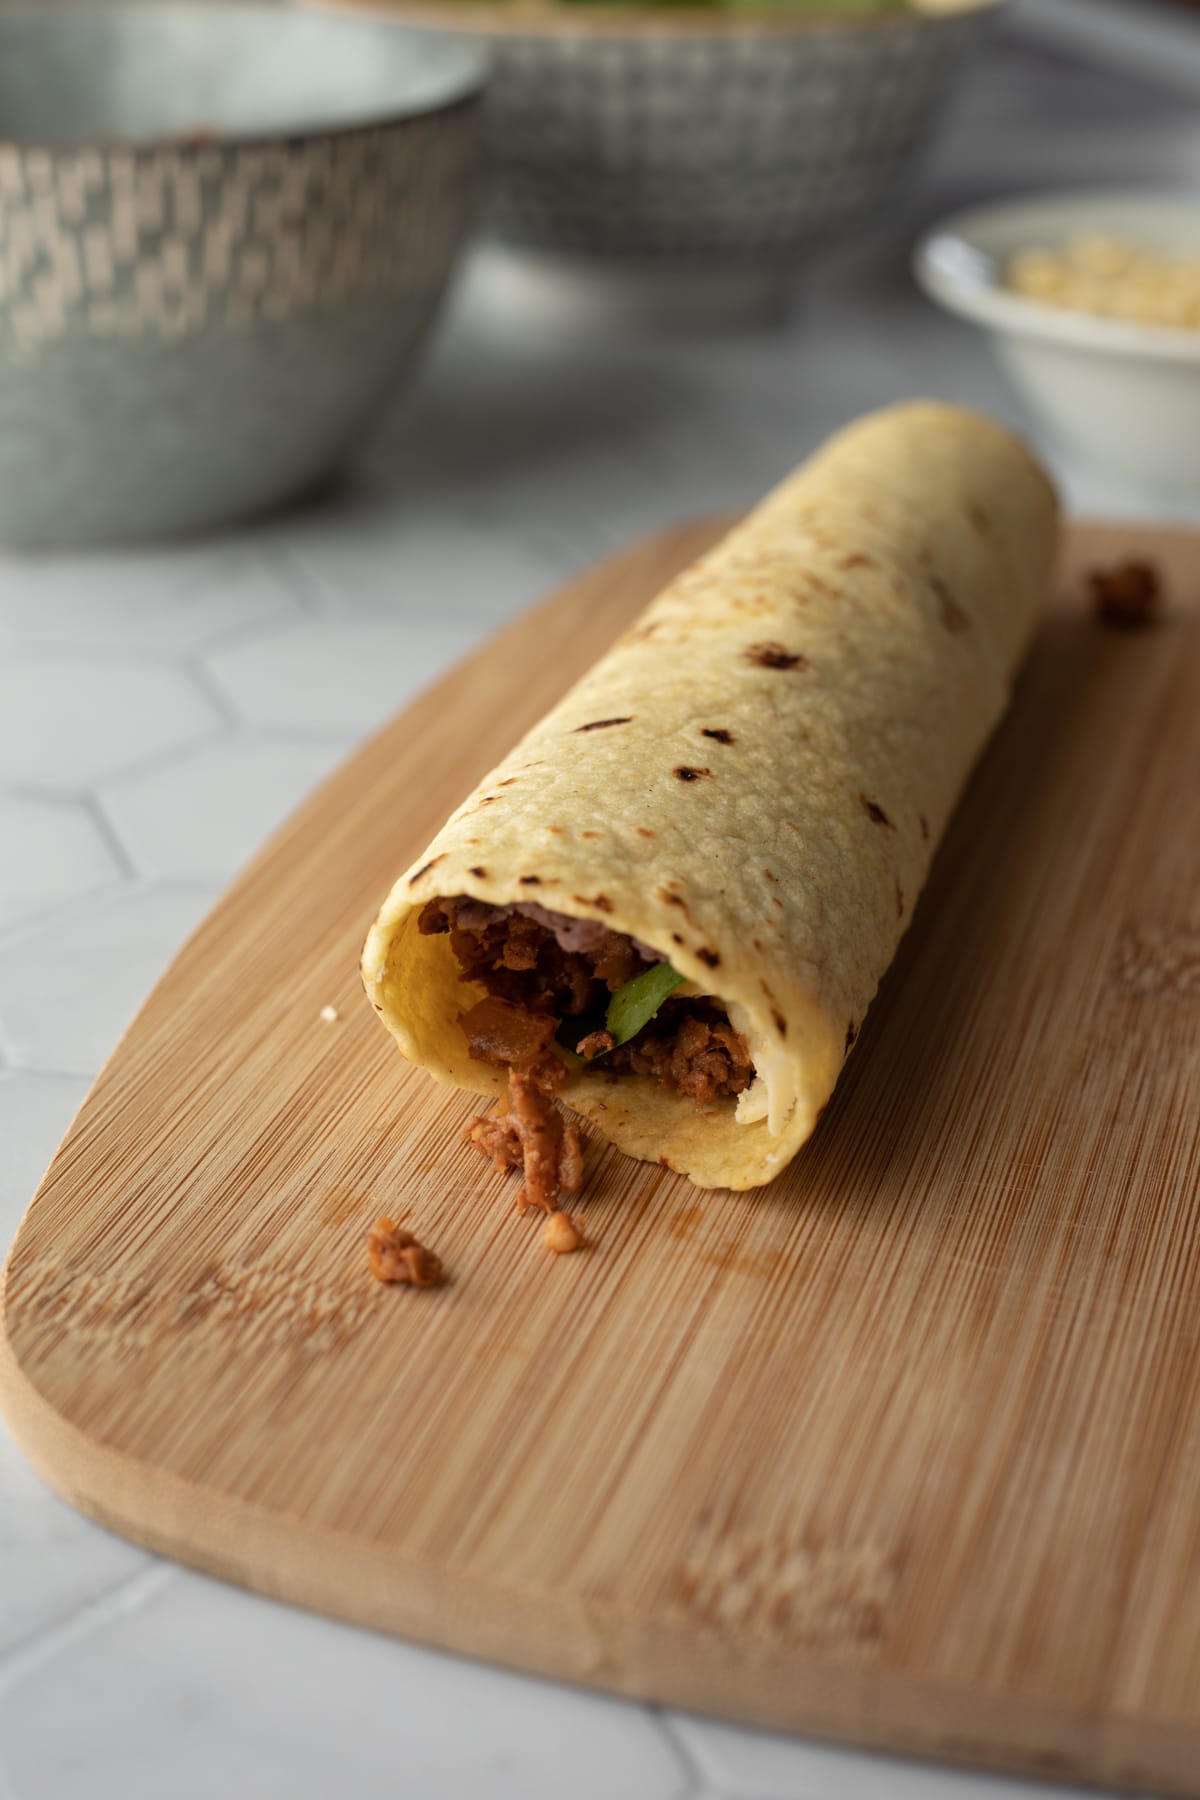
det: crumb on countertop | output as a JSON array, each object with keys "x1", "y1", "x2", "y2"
[
  {"x1": 319, "y1": 1004, "x2": 340, "y2": 1023},
  {"x1": 1089, "y1": 558, "x2": 1163, "y2": 628},
  {"x1": 366, "y1": 1216, "x2": 444, "y2": 1287},
  {"x1": 543, "y1": 1210, "x2": 586, "y2": 1254}
]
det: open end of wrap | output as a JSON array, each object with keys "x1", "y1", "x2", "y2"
[{"x1": 363, "y1": 893, "x2": 837, "y2": 1191}]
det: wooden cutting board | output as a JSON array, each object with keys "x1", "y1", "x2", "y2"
[{"x1": 2, "y1": 519, "x2": 1198, "y2": 1794}]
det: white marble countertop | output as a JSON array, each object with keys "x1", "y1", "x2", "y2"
[{"x1": 2, "y1": 28, "x2": 1198, "y2": 1800}]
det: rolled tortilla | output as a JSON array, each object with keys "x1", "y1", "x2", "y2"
[{"x1": 362, "y1": 401, "x2": 1058, "y2": 1190}]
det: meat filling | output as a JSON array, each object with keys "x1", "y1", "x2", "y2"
[
  {"x1": 420, "y1": 896, "x2": 755, "y2": 1108},
  {"x1": 608, "y1": 1000, "x2": 755, "y2": 1109},
  {"x1": 463, "y1": 1073, "x2": 585, "y2": 1213}
]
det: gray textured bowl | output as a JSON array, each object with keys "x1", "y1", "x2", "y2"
[
  {"x1": 328, "y1": 0, "x2": 995, "y2": 266},
  {"x1": 0, "y1": 4, "x2": 485, "y2": 547}
]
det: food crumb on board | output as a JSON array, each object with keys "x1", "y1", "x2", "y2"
[
  {"x1": 1089, "y1": 559, "x2": 1163, "y2": 628},
  {"x1": 366, "y1": 1217, "x2": 444, "y2": 1287},
  {"x1": 319, "y1": 1004, "x2": 340, "y2": 1023},
  {"x1": 543, "y1": 1210, "x2": 586, "y2": 1255},
  {"x1": 463, "y1": 1111, "x2": 523, "y2": 1173},
  {"x1": 464, "y1": 1071, "x2": 586, "y2": 1217}
]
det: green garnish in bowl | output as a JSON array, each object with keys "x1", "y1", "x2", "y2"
[{"x1": 605, "y1": 961, "x2": 686, "y2": 1046}]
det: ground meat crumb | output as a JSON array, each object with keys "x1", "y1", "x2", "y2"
[
  {"x1": 366, "y1": 1217, "x2": 444, "y2": 1287},
  {"x1": 611, "y1": 1003, "x2": 753, "y2": 1107},
  {"x1": 510, "y1": 1071, "x2": 585, "y2": 1214},
  {"x1": 1089, "y1": 559, "x2": 1162, "y2": 628},
  {"x1": 459, "y1": 995, "x2": 568, "y2": 1092},
  {"x1": 463, "y1": 1111, "x2": 523, "y2": 1173},
  {"x1": 544, "y1": 1211, "x2": 585, "y2": 1254},
  {"x1": 465, "y1": 1072, "x2": 586, "y2": 1215},
  {"x1": 575, "y1": 1028, "x2": 615, "y2": 1060}
]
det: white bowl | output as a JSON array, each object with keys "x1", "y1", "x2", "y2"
[{"x1": 915, "y1": 192, "x2": 1200, "y2": 493}]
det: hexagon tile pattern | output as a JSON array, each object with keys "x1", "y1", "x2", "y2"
[
  {"x1": 0, "y1": 884, "x2": 217, "y2": 1075},
  {"x1": 662, "y1": 1714, "x2": 1107, "y2": 1800},
  {"x1": 0, "y1": 1575, "x2": 690, "y2": 1800},
  {"x1": 0, "y1": 551, "x2": 299, "y2": 654},
  {"x1": 99, "y1": 736, "x2": 352, "y2": 883},
  {"x1": 282, "y1": 503, "x2": 581, "y2": 629},
  {"x1": 0, "y1": 794, "x2": 121, "y2": 931},
  {"x1": 0, "y1": 655, "x2": 222, "y2": 789},
  {"x1": 203, "y1": 618, "x2": 478, "y2": 736}
]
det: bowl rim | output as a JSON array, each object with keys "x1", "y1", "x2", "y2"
[
  {"x1": 0, "y1": 0, "x2": 488, "y2": 153},
  {"x1": 305, "y1": 0, "x2": 998, "y2": 42},
  {"x1": 914, "y1": 189, "x2": 1200, "y2": 366}
]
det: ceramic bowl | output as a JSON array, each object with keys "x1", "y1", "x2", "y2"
[
  {"x1": 915, "y1": 191, "x2": 1200, "y2": 494},
  {"x1": 326, "y1": 0, "x2": 996, "y2": 266},
  {"x1": 0, "y1": 3, "x2": 485, "y2": 546}
]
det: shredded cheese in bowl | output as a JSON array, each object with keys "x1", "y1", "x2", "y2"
[{"x1": 1007, "y1": 233, "x2": 1200, "y2": 331}]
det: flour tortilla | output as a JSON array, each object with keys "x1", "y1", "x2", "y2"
[{"x1": 362, "y1": 401, "x2": 1058, "y2": 1190}]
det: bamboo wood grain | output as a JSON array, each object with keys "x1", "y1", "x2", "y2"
[{"x1": 2, "y1": 518, "x2": 1198, "y2": 1793}]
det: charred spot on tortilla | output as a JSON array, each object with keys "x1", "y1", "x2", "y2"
[
  {"x1": 931, "y1": 573, "x2": 970, "y2": 635},
  {"x1": 701, "y1": 727, "x2": 735, "y2": 744},
  {"x1": 469, "y1": 865, "x2": 487, "y2": 878},
  {"x1": 580, "y1": 831, "x2": 600, "y2": 840},
  {"x1": 845, "y1": 1022, "x2": 858, "y2": 1050},
  {"x1": 575, "y1": 717, "x2": 633, "y2": 732},
  {"x1": 635, "y1": 827, "x2": 655, "y2": 838},
  {"x1": 772, "y1": 1009, "x2": 787, "y2": 1037},
  {"x1": 696, "y1": 948, "x2": 721, "y2": 968},
  {"x1": 966, "y1": 501, "x2": 991, "y2": 535},
  {"x1": 747, "y1": 641, "x2": 808, "y2": 671},
  {"x1": 519, "y1": 875, "x2": 541, "y2": 886},
  {"x1": 860, "y1": 795, "x2": 893, "y2": 827},
  {"x1": 571, "y1": 893, "x2": 614, "y2": 913},
  {"x1": 674, "y1": 766, "x2": 711, "y2": 782},
  {"x1": 671, "y1": 932, "x2": 685, "y2": 946},
  {"x1": 839, "y1": 552, "x2": 876, "y2": 571},
  {"x1": 408, "y1": 855, "x2": 444, "y2": 886}
]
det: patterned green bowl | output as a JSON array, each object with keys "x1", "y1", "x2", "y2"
[
  {"x1": 0, "y1": 3, "x2": 485, "y2": 546},
  {"x1": 323, "y1": 0, "x2": 996, "y2": 266}
]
